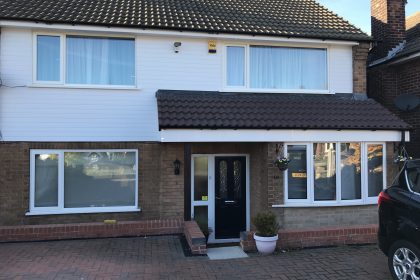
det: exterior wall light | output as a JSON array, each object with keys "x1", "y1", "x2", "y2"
[{"x1": 173, "y1": 159, "x2": 181, "y2": 175}]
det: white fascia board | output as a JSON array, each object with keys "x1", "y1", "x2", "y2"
[
  {"x1": 0, "y1": 20, "x2": 359, "y2": 46},
  {"x1": 160, "y1": 129, "x2": 410, "y2": 143}
]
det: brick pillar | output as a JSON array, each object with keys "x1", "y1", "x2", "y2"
[
  {"x1": 353, "y1": 42, "x2": 370, "y2": 94},
  {"x1": 159, "y1": 143, "x2": 185, "y2": 219}
]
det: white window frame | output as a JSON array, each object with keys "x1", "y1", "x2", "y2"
[
  {"x1": 33, "y1": 34, "x2": 65, "y2": 85},
  {"x1": 283, "y1": 143, "x2": 312, "y2": 204},
  {"x1": 32, "y1": 32, "x2": 138, "y2": 89},
  {"x1": 28, "y1": 149, "x2": 139, "y2": 215},
  {"x1": 223, "y1": 43, "x2": 330, "y2": 94},
  {"x1": 191, "y1": 154, "x2": 250, "y2": 244},
  {"x1": 281, "y1": 142, "x2": 386, "y2": 207},
  {"x1": 365, "y1": 142, "x2": 387, "y2": 204}
]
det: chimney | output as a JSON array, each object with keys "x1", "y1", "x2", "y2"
[{"x1": 371, "y1": 0, "x2": 406, "y2": 59}]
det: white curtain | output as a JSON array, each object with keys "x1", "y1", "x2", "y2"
[
  {"x1": 250, "y1": 46, "x2": 327, "y2": 90},
  {"x1": 226, "y1": 46, "x2": 245, "y2": 86},
  {"x1": 37, "y1": 35, "x2": 60, "y2": 81},
  {"x1": 66, "y1": 36, "x2": 135, "y2": 85}
]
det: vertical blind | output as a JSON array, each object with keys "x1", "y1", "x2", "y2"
[{"x1": 66, "y1": 36, "x2": 135, "y2": 85}]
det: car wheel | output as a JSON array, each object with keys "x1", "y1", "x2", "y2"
[{"x1": 388, "y1": 240, "x2": 420, "y2": 280}]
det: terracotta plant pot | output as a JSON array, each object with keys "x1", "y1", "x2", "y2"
[{"x1": 254, "y1": 233, "x2": 278, "y2": 254}]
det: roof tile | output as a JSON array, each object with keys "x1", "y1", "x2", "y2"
[
  {"x1": 0, "y1": 0, "x2": 370, "y2": 41},
  {"x1": 156, "y1": 90, "x2": 410, "y2": 130}
]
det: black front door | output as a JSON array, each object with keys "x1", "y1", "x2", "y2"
[{"x1": 215, "y1": 156, "x2": 246, "y2": 239}]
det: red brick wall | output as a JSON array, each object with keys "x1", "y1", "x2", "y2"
[
  {"x1": 0, "y1": 141, "x2": 400, "y2": 245},
  {"x1": 0, "y1": 142, "x2": 184, "y2": 226},
  {"x1": 183, "y1": 221, "x2": 207, "y2": 254},
  {"x1": 159, "y1": 143, "x2": 185, "y2": 219},
  {"x1": 240, "y1": 224, "x2": 378, "y2": 252},
  {"x1": 0, "y1": 219, "x2": 184, "y2": 242},
  {"x1": 368, "y1": 59, "x2": 420, "y2": 157}
]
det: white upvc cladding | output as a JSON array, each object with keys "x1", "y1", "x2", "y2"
[{"x1": 1, "y1": 26, "x2": 354, "y2": 142}]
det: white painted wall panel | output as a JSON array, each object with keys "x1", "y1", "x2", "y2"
[
  {"x1": 0, "y1": 27, "x2": 354, "y2": 142},
  {"x1": 329, "y1": 45, "x2": 353, "y2": 94}
]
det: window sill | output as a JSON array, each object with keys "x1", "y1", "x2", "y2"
[
  {"x1": 221, "y1": 88, "x2": 332, "y2": 94},
  {"x1": 29, "y1": 83, "x2": 141, "y2": 91},
  {"x1": 26, "y1": 207, "x2": 141, "y2": 216},
  {"x1": 272, "y1": 202, "x2": 378, "y2": 208}
]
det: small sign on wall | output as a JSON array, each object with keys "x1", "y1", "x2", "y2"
[
  {"x1": 208, "y1": 40, "x2": 217, "y2": 54},
  {"x1": 292, "y1": 172, "x2": 307, "y2": 178}
]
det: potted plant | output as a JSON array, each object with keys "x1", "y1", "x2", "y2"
[
  {"x1": 252, "y1": 211, "x2": 279, "y2": 254},
  {"x1": 273, "y1": 156, "x2": 290, "y2": 171}
]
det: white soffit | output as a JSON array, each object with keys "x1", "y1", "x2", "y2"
[{"x1": 160, "y1": 129, "x2": 410, "y2": 142}]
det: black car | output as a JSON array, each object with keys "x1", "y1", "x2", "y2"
[{"x1": 378, "y1": 159, "x2": 420, "y2": 280}]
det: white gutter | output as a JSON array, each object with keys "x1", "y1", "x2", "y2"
[
  {"x1": 0, "y1": 20, "x2": 360, "y2": 46},
  {"x1": 388, "y1": 51, "x2": 420, "y2": 66}
]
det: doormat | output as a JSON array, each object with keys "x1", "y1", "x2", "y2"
[{"x1": 207, "y1": 246, "x2": 248, "y2": 260}]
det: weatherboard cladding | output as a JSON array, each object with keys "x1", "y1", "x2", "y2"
[
  {"x1": 156, "y1": 90, "x2": 410, "y2": 130},
  {"x1": 0, "y1": 0, "x2": 369, "y2": 41}
]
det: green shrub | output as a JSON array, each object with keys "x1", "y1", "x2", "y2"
[{"x1": 252, "y1": 211, "x2": 279, "y2": 237}]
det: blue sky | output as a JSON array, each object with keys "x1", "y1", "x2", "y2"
[{"x1": 317, "y1": 0, "x2": 420, "y2": 34}]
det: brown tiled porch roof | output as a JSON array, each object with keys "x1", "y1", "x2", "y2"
[{"x1": 156, "y1": 90, "x2": 410, "y2": 130}]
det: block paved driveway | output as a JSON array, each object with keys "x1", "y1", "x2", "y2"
[{"x1": 0, "y1": 235, "x2": 391, "y2": 280}]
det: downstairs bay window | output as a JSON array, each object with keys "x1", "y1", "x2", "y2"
[
  {"x1": 29, "y1": 150, "x2": 138, "y2": 215},
  {"x1": 284, "y1": 143, "x2": 386, "y2": 206}
]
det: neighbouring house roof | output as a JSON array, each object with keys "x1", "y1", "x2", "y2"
[
  {"x1": 369, "y1": 12, "x2": 420, "y2": 67},
  {"x1": 0, "y1": 0, "x2": 370, "y2": 41},
  {"x1": 156, "y1": 90, "x2": 410, "y2": 130}
]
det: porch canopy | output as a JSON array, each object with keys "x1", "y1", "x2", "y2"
[{"x1": 156, "y1": 90, "x2": 410, "y2": 142}]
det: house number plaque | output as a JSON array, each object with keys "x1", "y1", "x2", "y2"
[{"x1": 292, "y1": 172, "x2": 307, "y2": 178}]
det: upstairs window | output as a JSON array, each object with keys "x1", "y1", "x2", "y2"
[
  {"x1": 225, "y1": 45, "x2": 328, "y2": 92},
  {"x1": 34, "y1": 34, "x2": 136, "y2": 87},
  {"x1": 36, "y1": 35, "x2": 61, "y2": 82},
  {"x1": 226, "y1": 46, "x2": 245, "y2": 87}
]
